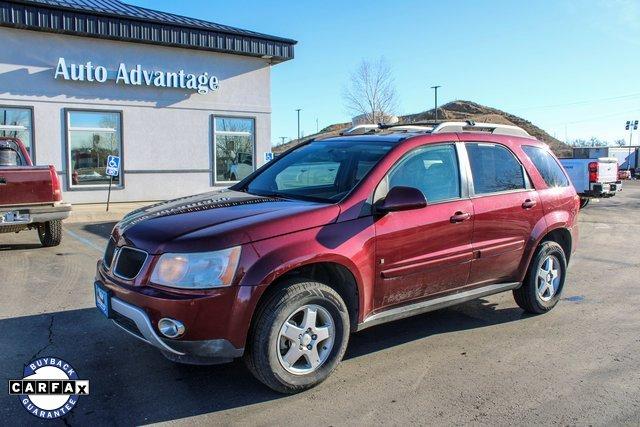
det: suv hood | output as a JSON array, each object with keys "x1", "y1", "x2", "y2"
[{"x1": 113, "y1": 190, "x2": 340, "y2": 254}]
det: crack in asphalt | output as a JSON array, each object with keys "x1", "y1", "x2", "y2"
[
  {"x1": 29, "y1": 315, "x2": 55, "y2": 362},
  {"x1": 62, "y1": 413, "x2": 73, "y2": 426},
  {"x1": 26, "y1": 315, "x2": 77, "y2": 426}
]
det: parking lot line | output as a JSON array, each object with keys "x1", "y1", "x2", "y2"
[{"x1": 63, "y1": 227, "x2": 105, "y2": 254}]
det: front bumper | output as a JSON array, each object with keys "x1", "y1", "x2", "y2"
[{"x1": 107, "y1": 292, "x2": 244, "y2": 364}]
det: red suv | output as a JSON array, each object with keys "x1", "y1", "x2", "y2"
[{"x1": 95, "y1": 121, "x2": 579, "y2": 393}]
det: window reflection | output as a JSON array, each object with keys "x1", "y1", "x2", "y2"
[
  {"x1": 68, "y1": 111, "x2": 121, "y2": 187},
  {"x1": 0, "y1": 107, "x2": 33, "y2": 158},
  {"x1": 214, "y1": 117, "x2": 255, "y2": 182}
]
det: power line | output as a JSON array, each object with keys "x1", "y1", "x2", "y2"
[
  {"x1": 509, "y1": 92, "x2": 640, "y2": 112},
  {"x1": 550, "y1": 108, "x2": 640, "y2": 125}
]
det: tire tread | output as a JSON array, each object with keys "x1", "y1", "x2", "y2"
[{"x1": 245, "y1": 279, "x2": 348, "y2": 394}]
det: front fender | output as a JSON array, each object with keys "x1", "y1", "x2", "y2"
[{"x1": 243, "y1": 218, "x2": 376, "y2": 322}]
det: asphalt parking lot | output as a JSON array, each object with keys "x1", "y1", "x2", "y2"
[{"x1": 1, "y1": 182, "x2": 639, "y2": 426}]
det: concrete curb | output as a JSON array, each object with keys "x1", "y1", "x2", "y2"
[{"x1": 65, "y1": 201, "x2": 160, "y2": 224}]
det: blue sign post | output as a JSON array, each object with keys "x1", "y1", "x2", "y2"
[{"x1": 105, "y1": 155, "x2": 120, "y2": 212}]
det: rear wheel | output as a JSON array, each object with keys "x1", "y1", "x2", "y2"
[
  {"x1": 513, "y1": 241, "x2": 567, "y2": 314},
  {"x1": 37, "y1": 220, "x2": 62, "y2": 247},
  {"x1": 579, "y1": 198, "x2": 590, "y2": 209},
  {"x1": 245, "y1": 279, "x2": 350, "y2": 394}
]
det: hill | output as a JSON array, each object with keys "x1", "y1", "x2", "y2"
[{"x1": 274, "y1": 100, "x2": 572, "y2": 157}]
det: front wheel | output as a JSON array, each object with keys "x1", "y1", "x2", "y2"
[
  {"x1": 513, "y1": 241, "x2": 567, "y2": 314},
  {"x1": 37, "y1": 220, "x2": 62, "y2": 247},
  {"x1": 244, "y1": 280, "x2": 350, "y2": 394}
]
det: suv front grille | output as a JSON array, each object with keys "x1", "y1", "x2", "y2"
[
  {"x1": 103, "y1": 238, "x2": 116, "y2": 269},
  {"x1": 113, "y1": 247, "x2": 148, "y2": 280}
]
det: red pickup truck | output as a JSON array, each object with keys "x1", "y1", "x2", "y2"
[{"x1": 0, "y1": 137, "x2": 71, "y2": 246}]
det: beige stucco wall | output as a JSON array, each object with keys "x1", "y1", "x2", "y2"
[{"x1": 0, "y1": 26, "x2": 273, "y2": 203}]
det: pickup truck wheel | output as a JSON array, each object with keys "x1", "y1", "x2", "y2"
[
  {"x1": 513, "y1": 241, "x2": 567, "y2": 314},
  {"x1": 245, "y1": 279, "x2": 350, "y2": 394},
  {"x1": 37, "y1": 220, "x2": 62, "y2": 247},
  {"x1": 579, "y1": 198, "x2": 590, "y2": 209}
]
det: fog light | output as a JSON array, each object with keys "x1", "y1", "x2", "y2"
[{"x1": 158, "y1": 318, "x2": 185, "y2": 339}]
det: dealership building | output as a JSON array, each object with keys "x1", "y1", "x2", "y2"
[{"x1": 0, "y1": 0, "x2": 295, "y2": 203}]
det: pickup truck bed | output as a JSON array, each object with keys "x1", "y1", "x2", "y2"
[
  {"x1": 560, "y1": 157, "x2": 622, "y2": 208},
  {"x1": 0, "y1": 138, "x2": 71, "y2": 246}
]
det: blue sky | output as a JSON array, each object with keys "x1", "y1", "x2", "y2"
[{"x1": 131, "y1": 0, "x2": 640, "y2": 146}]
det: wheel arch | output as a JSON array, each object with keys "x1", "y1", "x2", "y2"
[
  {"x1": 518, "y1": 222, "x2": 573, "y2": 283},
  {"x1": 244, "y1": 258, "x2": 362, "y2": 350}
]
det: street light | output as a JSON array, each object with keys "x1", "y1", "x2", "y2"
[
  {"x1": 430, "y1": 85, "x2": 441, "y2": 121},
  {"x1": 625, "y1": 120, "x2": 638, "y2": 171},
  {"x1": 295, "y1": 109, "x2": 302, "y2": 141}
]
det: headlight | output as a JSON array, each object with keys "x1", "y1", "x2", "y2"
[{"x1": 151, "y1": 246, "x2": 241, "y2": 289}]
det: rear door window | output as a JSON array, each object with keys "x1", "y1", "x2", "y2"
[
  {"x1": 522, "y1": 145, "x2": 570, "y2": 188},
  {"x1": 466, "y1": 143, "x2": 525, "y2": 195}
]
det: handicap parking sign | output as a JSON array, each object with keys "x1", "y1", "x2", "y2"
[
  {"x1": 264, "y1": 152, "x2": 274, "y2": 162},
  {"x1": 105, "y1": 155, "x2": 120, "y2": 177}
]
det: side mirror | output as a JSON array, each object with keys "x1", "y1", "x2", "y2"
[{"x1": 376, "y1": 186, "x2": 427, "y2": 214}]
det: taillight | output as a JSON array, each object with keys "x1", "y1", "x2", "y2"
[
  {"x1": 49, "y1": 165, "x2": 62, "y2": 201},
  {"x1": 588, "y1": 161, "x2": 598, "y2": 183}
]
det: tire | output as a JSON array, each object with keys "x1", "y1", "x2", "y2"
[
  {"x1": 579, "y1": 198, "x2": 590, "y2": 209},
  {"x1": 244, "y1": 279, "x2": 350, "y2": 394},
  {"x1": 37, "y1": 220, "x2": 62, "y2": 247},
  {"x1": 513, "y1": 241, "x2": 567, "y2": 314}
]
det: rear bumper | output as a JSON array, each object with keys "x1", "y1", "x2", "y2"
[
  {"x1": 582, "y1": 182, "x2": 622, "y2": 198},
  {"x1": 109, "y1": 295, "x2": 243, "y2": 364},
  {"x1": 0, "y1": 202, "x2": 71, "y2": 226}
]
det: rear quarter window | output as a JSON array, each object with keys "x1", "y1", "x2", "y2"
[{"x1": 522, "y1": 145, "x2": 570, "y2": 188}]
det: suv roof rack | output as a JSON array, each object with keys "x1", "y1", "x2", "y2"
[
  {"x1": 431, "y1": 120, "x2": 533, "y2": 138},
  {"x1": 344, "y1": 120, "x2": 533, "y2": 139}
]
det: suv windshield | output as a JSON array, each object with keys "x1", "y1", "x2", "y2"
[{"x1": 245, "y1": 139, "x2": 394, "y2": 202}]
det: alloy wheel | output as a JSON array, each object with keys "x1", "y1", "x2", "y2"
[
  {"x1": 277, "y1": 304, "x2": 335, "y2": 375},
  {"x1": 536, "y1": 255, "x2": 561, "y2": 302}
]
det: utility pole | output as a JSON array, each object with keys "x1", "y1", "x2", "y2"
[
  {"x1": 316, "y1": 118, "x2": 319, "y2": 134},
  {"x1": 625, "y1": 120, "x2": 638, "y2": 171},
  {"x1": 296, "y1": 109, "x2": 302, "y2": 141},
  {"x1": 279, "y1": 136, "x2": 287, "y2": 145},
  {"x1": 430, "y1": 85, "x2": 441, "y2": 121}
]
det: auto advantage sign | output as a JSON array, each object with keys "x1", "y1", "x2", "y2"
[{"x1": 54, "y1": 57, "x2": 220, "y2": 94}]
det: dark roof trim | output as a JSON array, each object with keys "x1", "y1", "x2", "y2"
[{"x1": 0, "y1": 0, "x2": 296, "y2": 62}]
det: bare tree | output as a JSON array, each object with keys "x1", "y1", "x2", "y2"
[
  {"x1": 614, "y1": 138, "x2": 626, "y2": 147},
  {"x1": 343, "y1": 57, "x2": 398, "y2": 124}
]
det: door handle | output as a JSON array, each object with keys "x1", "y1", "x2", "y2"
[
  {"x1": 450, "y1": 211, "x2": 471, "y2": 223},
  {"x1": 522, "y1": 199, "x2": 537, "y2": 209}
]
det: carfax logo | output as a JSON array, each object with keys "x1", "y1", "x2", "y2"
[{"x1": 8, "y1": 357, "x2": 89, "y2": 419}]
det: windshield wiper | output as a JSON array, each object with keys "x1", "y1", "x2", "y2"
[{"x1": 248, "y1": 190, "x2": 292, "y2": 200}]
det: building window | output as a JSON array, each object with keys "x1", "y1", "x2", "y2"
[
  {"x1": 66, "y1": 110, "x2": 122, "y2": 188},
  {"x1": 213, "y1": 116, "x2": 255, "y2": 183},
  {"x1": 0, "y1": 106, "x2": 34, "y2": 160}
]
